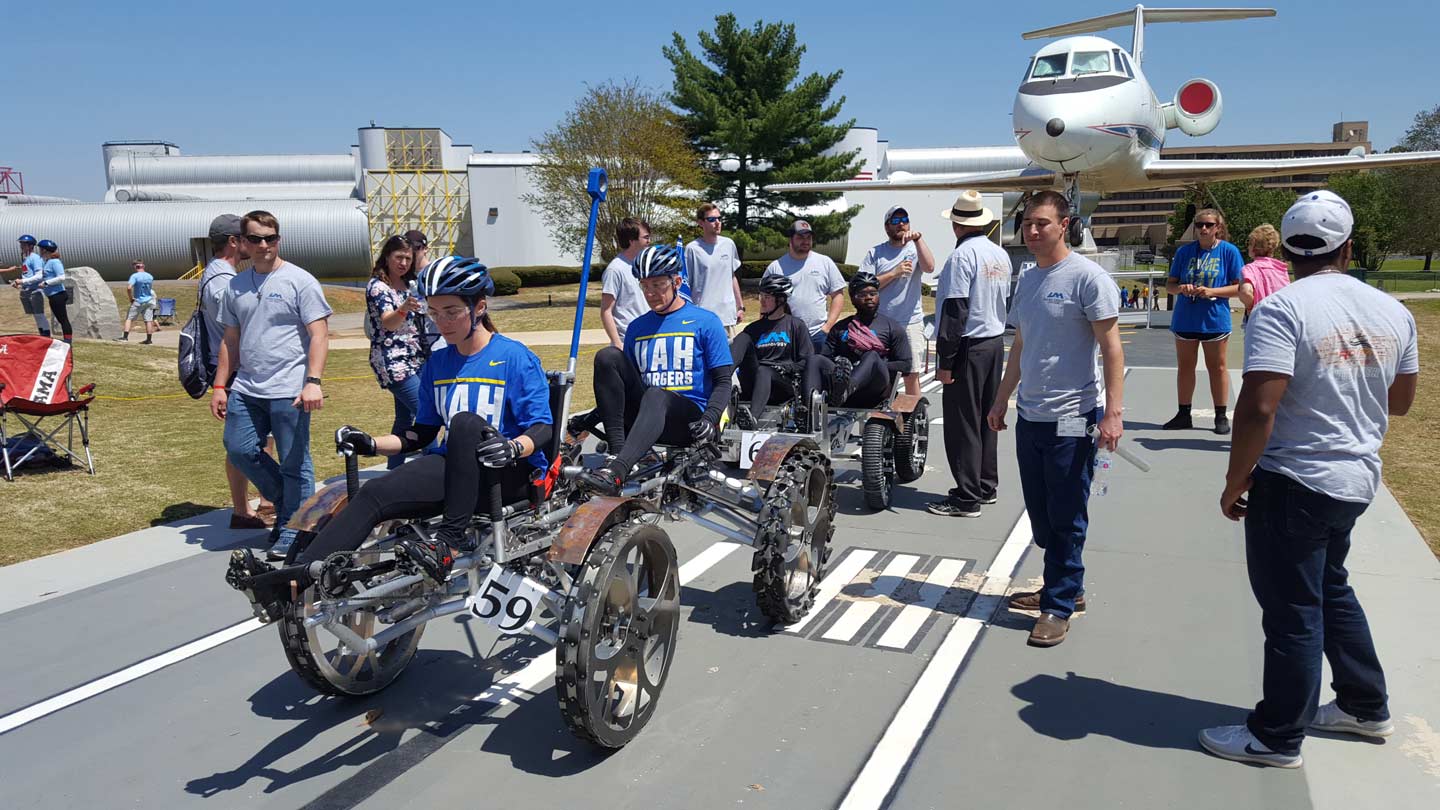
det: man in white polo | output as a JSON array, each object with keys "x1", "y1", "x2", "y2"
[
  {"x1": 859, "y1": 205, "x2": 935, "y2": 395},
  {"x1": 763, "y1": 220, "x2": 846, "y2": 351},
  {"x1": 601, "y1": 217, "x2": 651, "y2": 349},
  {"x1": 686, "y1": 203, "x2": 744, "y2": 336}
]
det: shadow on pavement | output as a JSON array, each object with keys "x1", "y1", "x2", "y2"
[
  {"x1": 1132, "y1": 436, "x2": 1231, "y2": 454},
  {"x1": 682, "y1": 580, "x2": 774, "y2": 639},
  {"x1": 1012, "y1": 670, "x2": 1248, "y2": 750}
]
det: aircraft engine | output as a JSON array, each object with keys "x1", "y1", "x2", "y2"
[{"x1": 1162, "y1": 79, "x2": 1223, "y2": 137}]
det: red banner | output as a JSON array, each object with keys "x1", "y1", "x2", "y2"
[{"x1": 0, "y1": 335, "x2": 72, "y2": 406}]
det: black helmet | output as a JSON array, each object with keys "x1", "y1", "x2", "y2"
[
  {"x1": 848, "y1": 270, "x2": 880, "y2": 294},
  {"x1": 759, "y1": 274, "x2": 792, "y2": 298},
  {"x1": 631, "y1": 244, "x2": 684, "y2": 280},
  {"x1": 420, "y1": 256, "x2": 493, "y2": 300}
]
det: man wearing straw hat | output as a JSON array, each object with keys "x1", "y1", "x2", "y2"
[{"x1": 928, "y1": 191, "x2": 1011, "y2": 519}]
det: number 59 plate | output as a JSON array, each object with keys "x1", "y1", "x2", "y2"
[{"x1": 466, "y1": 566, "x2": 549, "y2": 635}]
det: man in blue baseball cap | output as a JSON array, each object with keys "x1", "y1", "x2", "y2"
[{"x1": 2, "y1": 235, "x2": 50, "y2": 335}]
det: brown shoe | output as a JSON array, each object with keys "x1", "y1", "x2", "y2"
[
  {"x1": 1028, "y1": 613, "x2": 1069, "y2": 647},
  {"x1": 230, "y1": 513, "x2": 268, "y2": 530},
  {"x1": 1008, "y1": 591, "x2": 1086, "y2": 612},
  {"x1": 256, "y1": 502, "x2": 276, "y2": 517}
]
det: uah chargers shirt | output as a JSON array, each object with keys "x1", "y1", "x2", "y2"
[
  {"x1": 622, "y1": 302, "x2": 733, "y2": 411},
  {"x1": 417, "y1": 333, "x2": 553, "y2": 470}
]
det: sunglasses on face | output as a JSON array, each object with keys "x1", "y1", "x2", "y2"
[
  {"x1": 887, "y1": 216, "x2": 909, "y2": 225},
  {"x1": 703, "y1": 216, "x2": 722, "y2": 223},
  {"x1": 1195, "y1": 222, "x2": 1219, "y2": 230},
  {"x1": 244, "y1": 233, "x2": 281, "y2": 245}
]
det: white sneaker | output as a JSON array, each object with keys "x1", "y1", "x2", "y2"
[
  {"x1": 1198, "y1": 725, "x2": 1302, "y2": 769},
  {"x1": 1310, "y1": 700, "x2": 1394, "y2": 739}
]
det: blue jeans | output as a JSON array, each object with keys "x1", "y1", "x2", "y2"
[
  {"x1": 386, "y1": 375, "x2": 422, "y2": 470},
  {"x1": 1244, "y1": 467, "x2": 1388, "y2": 755},
  {"x1": 1014, "y1": 410, "x2": 1099, "y2": 619},
  {"x1": 223, "y1": 392, "x2": 315, "y2": 544},
  {"x1": 810, "y1": 330, "x2": 828, "y2": 353}
]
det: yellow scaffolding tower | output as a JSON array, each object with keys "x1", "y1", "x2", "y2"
[{"x1": 364, "y1": 129, "x2": 470, "y2": 263}]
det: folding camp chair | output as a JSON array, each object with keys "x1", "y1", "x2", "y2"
[
  {"x1": 157, "y1": 298, "x2": 177, "y2": 325},
  {"x1": 0, "y1": 334, "x2": 96, "y2": 480}
]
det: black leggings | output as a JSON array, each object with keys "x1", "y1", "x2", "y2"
[
  {"x1": 592, "y1": 346, "x2": 701, "y2": 471},
  {"x1": 731, "y1": 332, "x2": 798, "y2": 412},
  {"x1": 47, "y1": 294, "x2": 72, "y2": 338},
  {"x1": 298, "y1": 412, "x2": 532, "y2": 562},
  {"x1": 805, "y1": 352, "x2": 892, "y2": 408}
]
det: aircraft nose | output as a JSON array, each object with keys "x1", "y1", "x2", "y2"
[{"x1": 1046, "y1": 117, "x2": 1066, "y2": 137}]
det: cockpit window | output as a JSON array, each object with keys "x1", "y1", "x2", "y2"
[
  {"x1": 1114, "y1": 48, "x2": 1133, "y2": 77},
  {"x1": 1029, "y1": 54, "x2": 1068, "y2": 79},
  {"x1": 1021, "y1": 57, "x2": 1034, "y2": 83},
  {"x1": 1072, "y1": 51, "x2": 1111, "y2": 75}
]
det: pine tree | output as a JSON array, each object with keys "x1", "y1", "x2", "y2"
[{"x1": 665, "y1": 14, "x2": 860, "y2": 256}]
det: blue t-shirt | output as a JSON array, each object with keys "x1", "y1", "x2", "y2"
[
  {"x1": 18, "y1": 253, "x2": 44, "y2": 292},
  {"x1": 416, "y1": 333, "x2": 553, "y2": 470},
  {"x1": 1168, "y1": 240, "x2": 1243, "y2": 334},
  {"x1": 129, "y1": 270, "x2": 155, "y2": 303},
  {"x1": 42, "y1": 258, "x2": 66, "y2": 297},
  {"x1": 622, "y1": 302, "x2": 733, "y2": 411}
]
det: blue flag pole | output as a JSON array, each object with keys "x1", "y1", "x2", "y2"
[{"x1": 568, "y1": 168, "x2": 607, "y2": 376}]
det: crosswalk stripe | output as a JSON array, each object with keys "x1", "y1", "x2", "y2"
[
  {"x1": 784, "y1": 548, "x2": 877, "y2": 635},
  {"x1": 821, "y1": 554, "x2": 920, "y2": 642},
  {"x1": 875, "y1": 558, "x2": 969, "y2": 649}
]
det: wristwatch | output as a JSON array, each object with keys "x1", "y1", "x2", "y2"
[{"x1": 305, "y1": 376, "x2": 323, "y2": 386}]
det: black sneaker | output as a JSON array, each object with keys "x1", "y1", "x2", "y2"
[
  {"x1": 1162, "y1": 410, "x2": 1193, "y2": 430},
  {"x1": 733, "y1": 404, "x2": 758, "y2": 430},
  {"x1": 926, "y1": 498, "x2": 982, "y2": 517},
  {"x1": 578, "y1": 463, "x2": 625, "y2": 497},
  {"x1": 828, "y1": 358, "x2": 853, "y2": 406},
  {"x1": 395, "y1": 537, "x2": 455, "y2": 584},
  {"x1": 1214, "y1": 414, "x2": 1231, "y2": 435}
]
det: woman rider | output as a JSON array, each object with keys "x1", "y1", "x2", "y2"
[
  {"x1": 234, "y1": 256, "x2": 554, "y2": 616},
  {"x1": 579, "y1": 244, "x2": 733, "y2": 495},
  {"x1": 804, "y1": 271, "x2": 912, "y2": 410},
  {"x1": 729, "y1": 273, "x2": 812, "y2": 429}
]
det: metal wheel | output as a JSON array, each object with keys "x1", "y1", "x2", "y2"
[
  {"x1": 861, "y1": 419, "x2": 896, "y2": 510},
  {"x1": 894, "y1": 399, "x2": 930, "y2": 484},
  {"x1": 278, "y1": 545, "x2": 426, "y2": 697},
  {"x1": 752, "y1": 447, "x2": 835, "y2": 624},
  {"x1": 556, "y1": 521, "x2": 680, "y2": 748}
]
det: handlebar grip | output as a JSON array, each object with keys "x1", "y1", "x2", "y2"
[{"x1": 345, "y1": 453, "x2": 360, "y2": 499}]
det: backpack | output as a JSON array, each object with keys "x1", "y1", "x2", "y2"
[{"x1": 177, "y1": 272, "x2": 230, "y2": 399}]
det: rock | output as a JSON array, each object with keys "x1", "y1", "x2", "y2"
[{"x1": 65, "y1": 266, "x2": 123, "y2": 341}]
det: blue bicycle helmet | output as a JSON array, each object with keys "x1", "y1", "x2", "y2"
[
  {"x1": 631, "y1": 244, "x2": 684, "y2": 281},
  {"x1": 37, "y1": 239, "x2": 58, "y2": 252},
  {"x1": 419, "y1": 256, "x2": 494, "y2": 300},
  {"x1": 17, "y1": 234, "x2": 37, "y2": 245}
]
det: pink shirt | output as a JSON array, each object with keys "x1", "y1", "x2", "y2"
[{"x1": 1242, "y1": 256, "x2": 1291, "y2": 308}]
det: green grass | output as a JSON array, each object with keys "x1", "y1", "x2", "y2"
[{"x1": 1381, "y1": 300, "x2": 1440, "y2": 558}]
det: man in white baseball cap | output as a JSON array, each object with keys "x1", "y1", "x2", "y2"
[
  {"x1": 1201, "y1": 189, "x2": 1420, "y2": 768},
  {"x1": 858, "y1": 205, "x2": 935, "y2": 395}
]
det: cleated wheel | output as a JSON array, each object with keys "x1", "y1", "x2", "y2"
[
  {"x1": 279, "y1": 546, "x2": 427, "y2": 697},
  {"x1": 752, "y1": 447, "x2": 835, "y2": 624},
  {"x1": 894, "y1": 399, "x2": 930, "y2": 484},
  {"x1": 861, "y1": 419, "x2": 896, "y2": 510},
  {"x1": 556, "y1": 521, "x2": 680, "y2": 748}
]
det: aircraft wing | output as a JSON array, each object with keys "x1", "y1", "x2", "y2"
[
  {"x1": 1144, "y1": 151, "x2": 1440, "y2": 184},
  {"x1": 766, "y1": 166, "x2": 1057, "y2": 193},
  {"x1": 1022, "y1": 8, "x2": 1275, "y2": 40}
]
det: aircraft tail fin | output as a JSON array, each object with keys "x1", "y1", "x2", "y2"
[{"x1": 1022, "y1": 6, "x2": 1276, "y2": 65}]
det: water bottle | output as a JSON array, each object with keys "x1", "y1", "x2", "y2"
[{"x1": 1091, "y1": 448, "x2": 1112, "y2": 497}]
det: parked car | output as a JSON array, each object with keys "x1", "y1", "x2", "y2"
[{"x1": 1135, "y1": 248, "x2": 1156, "y2": 265}]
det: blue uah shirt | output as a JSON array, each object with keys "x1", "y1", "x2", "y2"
[
  {"x1": 622, "y1": 302, "x2": 733, "y2": 411},
  {"x1": 42, "y1": 258, "x2": 66, "y2": 298},
  {"x1": 1168, "y1": 240, "x2": 1243, "y2": 334},
  {"x1": 416, "y1": 333, "x2": 553, "y2": 470}
]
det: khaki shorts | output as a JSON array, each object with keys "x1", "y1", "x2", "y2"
[
  {"x1": 128, "y1": 299, "x2": 157, "y2": 322},
  {"x1": 725, "y1": 323, "x2": 740, "y2": 339},
  {"x1": 905, "y1": 320, "x2": 929, "y2": 374}
]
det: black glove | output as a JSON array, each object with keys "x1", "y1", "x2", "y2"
[
  {"x1": 566, "y1": 410, "x2": 597, "y2": 437},
  {"x1": 689, "y1": 418, "x2": 717, "y2": 444},
  {"x1": 477, "y1": 434, "x2": 521, "y2": 468},
  {"x1": 335, "y1": 425, "x2": 377, "y2": 456}
]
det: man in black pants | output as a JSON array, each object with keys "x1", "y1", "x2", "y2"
[
  {"x1": 804, "y1": 272, "x2": 911, "y2": 414},
  {"x1": 929, "y1": 191, "x2": 1012, "y2": 518},
  {"x1": 580, "y1": 244, "x2": 734, "y2": 495}
]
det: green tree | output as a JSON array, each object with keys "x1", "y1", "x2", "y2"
[
  {"x1": 525, "y1": 80, "x2": 705, "y2": 263},
  {"x1": 665, "y1": 14, "x2": 861, "y2": 256},
  {"x1": 1327, "y1": 171, "x2": 1402, "y2": 271},
  {"x1": 1387, "y1": 104, "x2": 1440, "y2": 270},
  {"x1": 1167, "y1": 180, "x2": 1293, "y2": 258}
]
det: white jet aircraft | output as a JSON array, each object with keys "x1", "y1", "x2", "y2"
[{"x1": 769, "y1": 5, "x2": 1440, "y2": 245}]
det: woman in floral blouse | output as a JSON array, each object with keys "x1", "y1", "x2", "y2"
[{"x1": 366, "y1": 235, "x2": 427, "y2": 468}]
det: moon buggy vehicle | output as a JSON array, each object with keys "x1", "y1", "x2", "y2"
[{"x1": 222, "y1": 168, "x2": 835, "y2": 749}]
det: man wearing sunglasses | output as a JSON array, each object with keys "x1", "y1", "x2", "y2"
[
  {"x1": 211, "y1": 210, "x2": 333, "y2": 560},
  {"x1": 686, "y1": 203, "x2": 744, "y2": 338},
  {"x1": 859, "y1": 206, "x2": 935, "y2": 396}
]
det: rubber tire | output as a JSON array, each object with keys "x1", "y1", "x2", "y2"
[
  {"x1": 279, "y1": 576, "x2": 425, "y2": 697},
  {"x1": 861, "y1": 420, "x2": 896, "y2": 510},
  {"x1": 556, "y1": 521, "x2": 680, "y2": 749},
  {"x1": 752, "y1": 448, "x2": 836, "y2": 624},
  {"x1": 1067, "y1": 216, "x2": 1085, "y2": 247},
  {"x1": 894, "y1": 399, "x2": 930, "y2": 484}
]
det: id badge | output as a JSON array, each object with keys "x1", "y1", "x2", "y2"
[{"x1": 1056, "y1": 415, "x2": 1087, "y2": 438}]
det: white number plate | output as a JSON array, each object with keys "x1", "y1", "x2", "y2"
[
  {"x1": 739, "y1": 431, "x2": 773, "y2": 470},
  {"x1": 466, "y1": 567, "x2": 549, "y2": 635}
]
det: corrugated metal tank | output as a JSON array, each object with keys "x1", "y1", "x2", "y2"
[
  {"x1": 107, "y1": 183, "x2": 358, "y2": 202},
  {"x1": 107, "y1": 154, "x2": 356, "y2": 189},
  {"x1": 881, "y1": 146, "x2": 1030, "y2": 176},
  {"x1": 0, "y1": 199, "x2": 370, "y2": 281}
]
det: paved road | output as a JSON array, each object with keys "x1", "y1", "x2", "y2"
[{"x1": 2, "y1": 329, "x2": 1437, "y2": 809}]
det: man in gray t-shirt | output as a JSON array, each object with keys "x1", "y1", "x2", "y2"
[
  {"x1": 1202, "y1": 191, "x2": 1419, "y2": 769},
  {"x1": 601, "y1": 218, "x2": 650, "y2": 348},
  {"x1": 860, "y1": 205, "x2": 936, "y2": 396},
  {"x1": 686, "y1": 204, "x2": 744, "y2": 336},
  {"x1": 987, "y1": 192, "x2": 1124, "y2": 649},
  {"x1": 763, "y1": 220, "x2": 846, "y2": 350},
  {"x1": 211, "y1": 211, "x2": 332, "y2": 560}
]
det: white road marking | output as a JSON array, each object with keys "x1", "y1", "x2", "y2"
[
  {"x1": 0, "y1": 541, "x2": 745, "y2": 737},
  {"x1": 0, "y1": 617, "x2": 266, "y2": 736},
  {"x1": 785, "y1": 548, "x2": 878, "y2": 635},
  {"x1": 838, "y1": 510, "x2": 1031, "y2": 810},
  {"x1": 821, "y1": 554, "x2": 920, "y2": 642},
  {"x1": 875, "y1": 558, "x2": 969, "y2": 650},
  {"x1": 921, "y1": 381, "x2": 942, "y2": 393}
]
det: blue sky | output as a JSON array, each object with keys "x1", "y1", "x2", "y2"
[{"x1": 7, "y1": 0, "x2": 1436, "y2": 199}]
